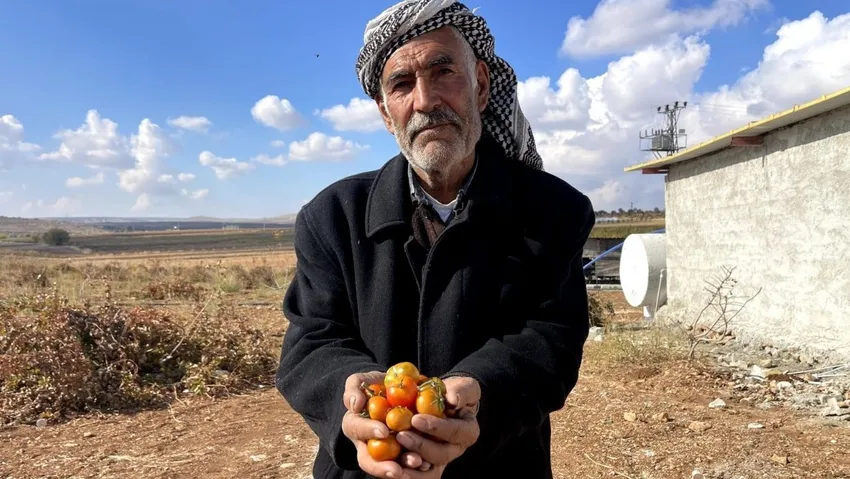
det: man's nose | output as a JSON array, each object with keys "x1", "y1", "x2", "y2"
[{"x1": 412, "y1": 78, "x2": 441, "y2": 112}]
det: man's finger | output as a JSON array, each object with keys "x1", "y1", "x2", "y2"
[
  {"x1": 399, "y1": 452, "x2": 432, "y2": 472},
  {"x1": 399, "y1": 452, "x2": 422, "y2": 469},
  {"x1": 354, "y1": 440, "x2": 404, "y2": 479},
  {"x1": 443, "y1": 377, "x2": 481, "y2": 410},
  {"x1": 343, "y1": 371, "x2": 385, "y2": 412},
  {"x1": 342, "y1": 410, "x2": 391, "y2": 442},
  {"x1": 396, "y1": 430, "x2": 464, "y2": 466},
  {"x1": 409, "y1": 414, "x2": 479, "y2": 446}
]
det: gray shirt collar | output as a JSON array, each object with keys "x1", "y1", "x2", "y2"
[{"x1": 407, "y1": 153, "x2": 479, "y2": 223}]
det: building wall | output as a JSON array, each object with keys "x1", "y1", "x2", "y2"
[{"x1": 664, "y1": 104, "x2": 850, "y2": 360}]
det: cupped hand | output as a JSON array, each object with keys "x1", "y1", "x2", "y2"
[
  {"x1": 395, "y1": 376, "x2": 481, "y2": 473},
  {"x1": 341, "y1": 371, "x2": 406, "y2": 478}
]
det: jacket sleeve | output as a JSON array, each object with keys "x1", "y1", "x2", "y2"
[
  {"x1": 275, "y1": 206, "x2": 383, "y2": 470},
  {"x1": 445, "y1": 194, "x2": 595, "y2": 455}
]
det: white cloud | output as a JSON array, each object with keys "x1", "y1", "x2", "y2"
[
  {"x1": 518, "y1": 69, "x2": 591, "y2": 131},
  {"x1": 316, "y1": 97, "x2": 385, "y2": 133},
  {"x1": 251, "y1": 153, "x2": 287, "y2": 167},
  {"x1": 117, "y1": 119, "x2": 176, "y2": 194},
  {"x1": 132, "y1": 193, "x2": 151, "y2": 212},
  {"x1": 270, "y1": 140, "x2": 286, "y2": 148},
  {"x1": 178, "y1": 173, "x2": 195, "y2": 182},
  {"x1": 519, "y1": 10, "x2": 850, "y2": 210},
  {"x1": 38, "y1": 110, "x2": 132, "y2": 168},
  {"x1": 0, "y1": 191, "x2": 12, "y2": 202},
  {"x1": 683, "y1": 10, "x2": 850, "y2": 140},
  {"x1": 251, "y1": 95, "x2": 303, "y2": 131},
  {"x1": 19, "y1": 196, "x2": 81, "y2": 215},
  {"x1": 0, "y1": 114, "x2": 41, "y2": 168},
  {"x1": 586, "y1": 180, "x2": 627, "y2": 210},
  {"x1": 561, "y1": 0, "x2": 767, "y2": 57},
  {"x1": 66, "y1": 172, "x2": 105, "y2": 188},
  {"x1": 199, "y1": 150, "x2": 255, "y2": 179},
  {"x1": 167, "y1": 115, "x2": 212, "y2": 133},
  {"x1": 288, "y1": 132, "x2": 368, "y2": 162},
  {"x1": 52, "y1": 195, "x2": 82, "y2": 214},
  {"x1": 181, "y1": 188, "x2": 208, "y2": 200}
]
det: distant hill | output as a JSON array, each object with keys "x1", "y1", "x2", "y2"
[{"x1": 0, "y1": 216, "x2": 105, "y2": 237}]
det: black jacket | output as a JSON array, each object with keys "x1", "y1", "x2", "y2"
[{"x1": 276, "y1": 135, "x2": 595, "y2": 478}]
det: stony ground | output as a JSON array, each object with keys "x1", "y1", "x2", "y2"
[{"x1": 2, "y1": 294, "x2": 849, "y2": 479}]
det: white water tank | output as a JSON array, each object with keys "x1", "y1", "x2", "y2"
[{"x1": 619, "y1": 233, "x2": 667, "y2": 309}]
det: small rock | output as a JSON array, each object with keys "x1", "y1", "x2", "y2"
[
  {"x1": 691, "y1": 469, "x2": 705, "y2": 479},
  {"x1": 759, "y1": 358, "x2": 776, "y2": 368},
  {"x1": 35, "y1": 419, "x2": 47, "y2": 427},
  {"x1": 709, "y1": 398, "x2": 726, "y2": 409},
  {"x1": 688, "y1": 421, "x2": 712, "y2": 433},
  {"x1": 279, "y1": 463, "x2": 296, "y2": 469},
  {"x1": 588, "y1": 326, "x2": 604, "y2": 341},
  {"x1": 747, "y1": 422, "x2": 764, "y2": 429},
  {"x1": 771, "y1": 454, "x2": 789, "y2": 465},
  {"x1": 750, "y1": 365, "x2": 766, "y2": 380},
  {"x1": 624, "y1": 412, "x2": 638, "y2": 422},
  {"x1": 83, "y1": 432, "x2": 95, "y2": 438},
  {"x1": 799, "y1": 354, "x2": 814, "y2": 365},
  {"x1": 250, "y1": 454, "x2": 267, "y2": 462},
  {"x1": 652, "y1": 412, "x2": 670, "y2": 422},
  {"x1": 731, "y1": 360, "x2": 749, "y2": 370},
  {"x1": 776, "y1": 381, "x2": 793, "y2": 390},
  {"x1": 823, "y1": 398, "x2": 844, "y2": 417}
]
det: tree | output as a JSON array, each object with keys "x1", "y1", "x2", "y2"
[{"x1": 41, "y1": 228, "x2": 70, "y2": 246}]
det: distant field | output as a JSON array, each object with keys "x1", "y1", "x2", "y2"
[
  {"x1": 590, "y1": 219, "x2": 665, "y2": 239},
  {"x1": 66, "y1": 228, "x2": 295, "y2": 254}
]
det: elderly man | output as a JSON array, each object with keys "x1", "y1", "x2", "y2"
[{"x1": 275, "y1": 1, "x2": 595, "y2": 478}]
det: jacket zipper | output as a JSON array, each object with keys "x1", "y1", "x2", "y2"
[{"x1": 416, "y1": 191, "x2": 467, "y2": 373}]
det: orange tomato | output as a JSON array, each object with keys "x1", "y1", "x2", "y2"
[
  {"x1": 386, "y1": 375, "x2": 418, "y2": 409},
  {"x1": 384, "y1": 362, "x2": 420, "y2": 388},
  {"x1": 363, "y1": 383, "x2": 385, "y2": 398},
  {"x1": 418, "y1": 377, "x2": 446, "y2": 396},
  {"x1": 415, "y1": 387, "x2": 445, "y2": 418},
  {"x1": 367, "y1": 435, "x2": 402, "y2": 462},
  {"x1": 385, "y1": 406, "x2": 414, "y2": 431},
  {"x1": 367, "y1": 396, "x2": 391, "y2": 422}
]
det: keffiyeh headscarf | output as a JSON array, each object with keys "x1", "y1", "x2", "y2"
[{"x1": 355, "y1": 0, "x2": 543, "y2": 170}]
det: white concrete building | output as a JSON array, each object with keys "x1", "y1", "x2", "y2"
[{"x1": 625, "y1": 86, "x2": 850, "y2": 361}]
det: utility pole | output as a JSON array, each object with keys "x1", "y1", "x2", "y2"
[{"x1": 639, "y1": 101, "x2": 688, "y2": 159}]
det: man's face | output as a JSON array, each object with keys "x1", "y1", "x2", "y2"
[{"x1": 377, "y1": 27, "x2": 489, "y2": 174}]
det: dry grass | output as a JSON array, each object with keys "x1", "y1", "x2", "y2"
[{"x1": 0, "y1": 254, "x2": 295, "y2": 303}]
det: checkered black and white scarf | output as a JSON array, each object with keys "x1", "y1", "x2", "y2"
[{"x1": 355, "y1": 0, "x2": 543, "y2": 170}]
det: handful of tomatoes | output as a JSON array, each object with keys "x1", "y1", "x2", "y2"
[{"x1": 359, "y1": 361, "x2": 448, "y2": 462}]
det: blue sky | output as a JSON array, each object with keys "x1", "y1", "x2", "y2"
[{"x1": 1, "y1": 0, "x2": 849, "y2": 218}]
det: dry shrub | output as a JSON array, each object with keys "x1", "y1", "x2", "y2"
[
  {"x1": 0, "y1": 288, "x2": 278, "y2": 425},
  {"x1": 247, "y1": 265, "x2": 277, "y2": 288},
  {"x1": 588, "y1": 292, "x2": 615, "y2": 327},
  {"x1": 141, "y1": 280, "x2": 205, "y2": 301}
]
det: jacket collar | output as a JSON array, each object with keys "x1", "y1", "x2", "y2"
[{"x1": 365, "y1": 134, "x2": 518, "y2": 238}]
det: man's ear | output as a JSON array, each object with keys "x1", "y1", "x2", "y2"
[
  {"x1": 475, "y1": 60, "x2": 490, "y2": 113},
  {"x1": 374, "y1": 94, "x2": 395, "y2": 135}
]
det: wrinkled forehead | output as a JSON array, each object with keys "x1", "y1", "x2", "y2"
[{"x1": 379, "y1": 27, "x2": 465, "y2": 84}]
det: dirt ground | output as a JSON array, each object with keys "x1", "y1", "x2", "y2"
[{"x1": 2, "y1": 291, "x2": 848, "y2": 479}]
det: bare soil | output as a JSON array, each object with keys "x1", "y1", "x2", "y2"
[{"x1": 2, "y1": 293, "x2": 848, "y2": 479}]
